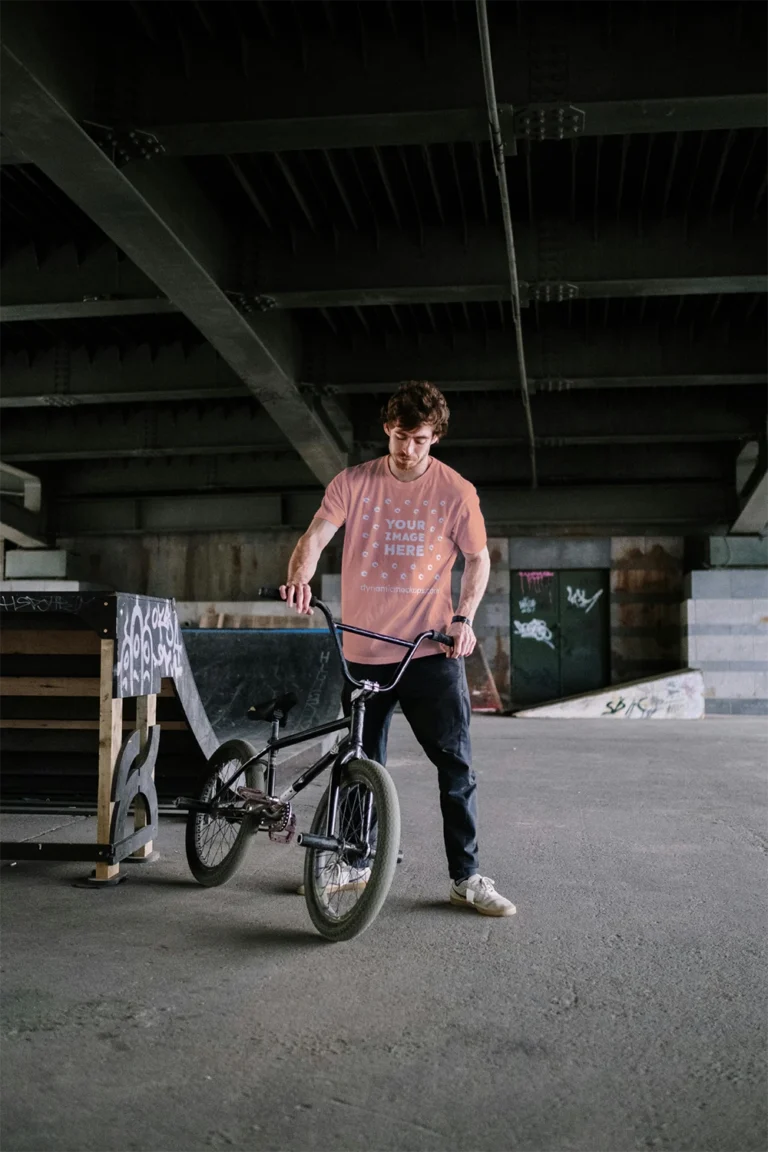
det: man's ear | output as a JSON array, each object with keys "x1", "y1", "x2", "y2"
[
  {"x1": 431, "y1": 434, "x2": 440, "y2": 446},
  {"x1": 383, "y1": 423, "x2": 391, "y2": 436}
]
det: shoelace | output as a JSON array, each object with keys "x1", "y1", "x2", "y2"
[{"x1": 474, "y1": 876, "x2": 497, "y2": 896}]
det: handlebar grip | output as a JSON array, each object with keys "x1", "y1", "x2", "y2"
[
  {"x1": 256, "y1": 586, "x2": 284, "y2": 602},
  {"x1": 257, "y1": 585, "x2": 316, "y2": 606},
  {"x1": 431, "y1": 630, "x2": 455, "y2": 647}
]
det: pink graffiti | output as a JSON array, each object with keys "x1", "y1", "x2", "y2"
[{"x1": 519, "y1": 571, "x2": 554, "y2": 594}]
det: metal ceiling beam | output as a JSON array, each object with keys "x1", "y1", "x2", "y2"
[
  {"x1": 247, "y1": 217, "x2": 766, "y2": 305},
  {"x1": 351, "y1": 388, "x2": 764, "y2": 447},
  {"x1": 3, "y1": 389, "x2": 761, "y2": 462},
  {"x1": 52, "y1": 482, "x2": 735, "y2": 538},
  {"x1": 309, "y1": 327, "x2": 767, "y2": 389},
  {"x1": 0, "y1": 240, "x2": 177, "y2": 321},
  {"x1": 43, "y1": 442, "x2": 734, "y2": 499},
  {"x1": 2, "y1": 333, "x2": 763, "y2": 408},
  {"x1": 731, "y1": 440, "x2": 768, "y2": 535},
  {"x1": 0, "y1": 7, "x2": 345, "y2": 484},
  {"x1": 476, "y1": 483, "x2": 736, "y2": 533},
  {"x1": 333, "y1": 375, "x2": 767, "y2": 395},
  {"x1": 0, "y1": 463, "x2": 46, "y2": 547},
  {"x1": 1, "y1": 401, "x2": 290, "y2": 462},
  {"x1": 45, "y1": 454, "x2": 318, "y2": 496},
  {"x1": 5, "y1": 221, "x2": 764, "y2": 321},
  {"x1": 0, "y1": 498, "x2": 47, "y2": 547},
  {"x1": 0, "y1": 299, "x2": 178, "y2": 322},
  {"x1": 0, "y1": 344, "x2": 246, "y2": 407},
  {"x1": 76, "y1": 13, "x2": 767, "y2": 154},
  {"x1": 89, "y1": 96, "x2": 767, "y2": 156}
]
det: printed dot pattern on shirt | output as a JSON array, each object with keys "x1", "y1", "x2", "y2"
[{"x1": 358, "y1": 496, "x2": 450, "y2": 588}]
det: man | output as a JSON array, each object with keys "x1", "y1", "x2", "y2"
[{"x1": 281, "y1": 380, "x2": 515, "y2": 917}]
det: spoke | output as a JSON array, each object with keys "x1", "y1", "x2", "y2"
[
  {"x1": 195, "y1": 762, "x2": 247, "y2": 867},
  {"x1": 309, "y1": 779, "x2": 377, "y2": 920}
]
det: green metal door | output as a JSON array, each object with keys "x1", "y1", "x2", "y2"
[{"x1": 510, "y1": 569, "x2": 609, "y2": 708}]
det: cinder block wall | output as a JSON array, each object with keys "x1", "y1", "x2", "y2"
[{"x1": 682, "y1": 570, "x2": 768, "y2": 715}]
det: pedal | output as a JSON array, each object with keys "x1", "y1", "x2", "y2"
[
  {"x1": 237, "y1": 786, "x2": 266, "y2": 802},
  {"x1": 269, "y1": 812, "x2": 296, "y2": 844}
]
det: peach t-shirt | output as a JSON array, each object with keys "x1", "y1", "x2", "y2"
[{"x1": 317, "y1": 456, "x2": 486, "y2": 663}]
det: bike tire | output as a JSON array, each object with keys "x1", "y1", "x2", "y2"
[
  {"x1": 303, "y1": 757, "x2": 400, "y2": 942},
  {"x1": 185, "y1": 738, "x2": 261, "y2": 887}
]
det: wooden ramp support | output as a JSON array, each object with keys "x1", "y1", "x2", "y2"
[{"x1": 0, "y1": 591, "x2": 217, "y2": 883}]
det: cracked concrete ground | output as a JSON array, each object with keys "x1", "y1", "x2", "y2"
[{"x1": 1, "y1": 716, "x2": 766, "y2": 1152}]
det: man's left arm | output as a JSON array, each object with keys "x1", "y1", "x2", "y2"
[{"x1": 444, "y1": 546, "x2": 491, "y2": 658}]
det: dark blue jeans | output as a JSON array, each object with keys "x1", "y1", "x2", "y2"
[{"x1": 343, "y1": 654, "x2": 479, "y2": 882}]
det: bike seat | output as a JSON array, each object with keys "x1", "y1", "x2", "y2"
[{"x1": 247, "y1": 691, "x2": 298, "y2": 726}]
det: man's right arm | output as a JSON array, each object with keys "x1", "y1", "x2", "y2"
[{"x1": 280, "y1": 516, "x2": 340, "y2": 614}]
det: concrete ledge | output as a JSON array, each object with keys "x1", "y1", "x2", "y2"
[
  {"x1": 705, "y1": 697, "x2": 768, "y2": 716},
  {"x1": 685, "y1": 570, "x2": 768, "y2": 599},
  {"x1": 514, "y1": 669, "x2": 704, "y2": 719}
]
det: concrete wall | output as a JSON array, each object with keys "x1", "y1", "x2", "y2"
[
  {"x1": 48, "y1": 529, "x2": 692, "y2": 711},
  {"x1": 468, "y1": 537, "x2": 511, "y2": 708},
  {"x1": 610, "y1": 537, "x2": 684, "y2": 684},
  {"x1": 57, "y1": 531, "x2": 342, "y2": 599},
  {"x1": 682, "y1": 569, "x2": 768, "y2": 715},
  {"x1": 505, "y1": 535, "x2": 685, "y2": 687}
]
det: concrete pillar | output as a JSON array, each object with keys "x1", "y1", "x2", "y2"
[{"x1": 610, "y1": 537, "x2": 684, "y2": 684}]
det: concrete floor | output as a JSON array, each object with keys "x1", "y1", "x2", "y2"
[{"x1": 1, "y1": 716, "x2": 766, "y2": 1152}]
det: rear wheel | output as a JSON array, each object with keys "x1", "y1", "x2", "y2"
[
  {"x1": 303, "y1": 758, "x2": 400, "y2": 942},
  {"x1": 185, "y1": 739, "x2": 262, "y2": 887}
]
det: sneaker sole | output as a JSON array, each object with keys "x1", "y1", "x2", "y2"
[
  {"x1": 296, "y1": 880, "x2": 368, "y2": 896},
  {"x1": 449, "y1": 891, "x2": 517, "y2": 917}
]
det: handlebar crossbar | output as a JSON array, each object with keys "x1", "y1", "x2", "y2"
[{"x1": 256, "y1": 586, "x2": 453, "y2": 695}]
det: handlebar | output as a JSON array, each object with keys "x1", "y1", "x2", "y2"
[{"x1": 256, "y1": 586, "x2": 454, "y2": 695}]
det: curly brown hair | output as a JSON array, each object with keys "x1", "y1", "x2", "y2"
[{"x1": 380, "y1": 381, "x2": 450, "y2": 439}]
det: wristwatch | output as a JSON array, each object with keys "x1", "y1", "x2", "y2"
[{"x1": 451, "y1": 614, "x2": 473, "y2": 627}]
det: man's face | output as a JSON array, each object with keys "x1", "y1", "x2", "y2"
[{"x1": 384, "y1": 421, "x2": 438, "y2": 472}]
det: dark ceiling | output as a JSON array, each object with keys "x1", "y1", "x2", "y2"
[{"x1": 0, "y1": 0, "x2": 766, "y2": 537}]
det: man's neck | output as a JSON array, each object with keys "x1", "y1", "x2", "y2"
[{"x1": 387, "y1": 454, "x2": 433, "y2": 483}]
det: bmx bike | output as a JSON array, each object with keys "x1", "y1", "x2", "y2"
[{"x1": 177, "y1": 587, "x2": 454, "y2": 942}]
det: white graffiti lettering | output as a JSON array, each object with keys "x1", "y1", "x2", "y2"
[
  {"x1": 513, "y1": 618, "x2": 555, "y2": 649},
  {"x1": 566, "y1": 585, "x2": 604, "y2": 614},
  {"x1": 519, "y1": 597, "x2": 536, "y2": 614}
]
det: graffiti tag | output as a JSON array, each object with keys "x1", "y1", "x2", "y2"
[
  {"x1": 519, "y1": 571, "x2": 554, "y2": 594},
  {"x1": 519, "y1": 597, "x2": 537, "y2": 614},
  {"x1": 602, "y1": 695, "x2": 662, "y2": 718},
  {"x1": 566, "y1": 585, "x2": 604, "y2": 614},
  {"x1": 513, "y1": 618, "x2": 555, "y2": 650}
]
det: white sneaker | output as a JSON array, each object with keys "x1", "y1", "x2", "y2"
[
  {"x1": 450, "y1": 874, "x2": 516, "y2": 917},
  {"x1": 297, "y1": 863, "x2": 371, "y2": 898}
]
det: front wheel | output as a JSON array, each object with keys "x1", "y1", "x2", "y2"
[
  {"x1": 303, "y1": 757, "x2": 400, "y2": 942},
  {"x1": 185, "y1": 738, "x2": 262, "y2": 887}
]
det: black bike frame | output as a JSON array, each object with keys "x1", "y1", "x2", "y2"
[{"x1": 201, "y1": 596, "x2": 451, "y2": 839}]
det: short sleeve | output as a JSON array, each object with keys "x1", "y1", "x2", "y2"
[
  {"x1": 316, "y1": 469, "x2": 348, "y2": 528},
  {"x1": 452, "y1": 485, "x2": 487, "y2": 554}
]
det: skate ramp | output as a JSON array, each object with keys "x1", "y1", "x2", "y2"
[{"x1": 513, "y1": 669, "x2": 705, "y2": 719}]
